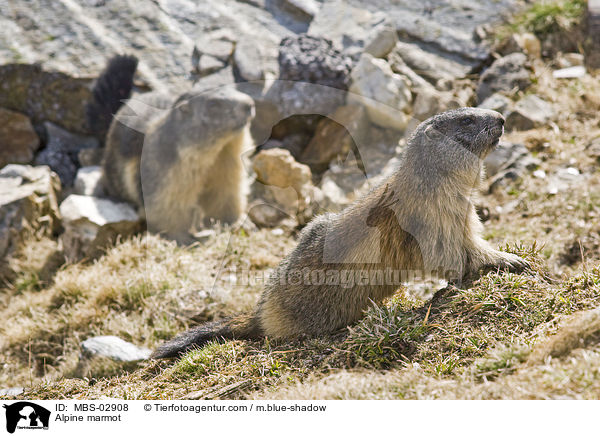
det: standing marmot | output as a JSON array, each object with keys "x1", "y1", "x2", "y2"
[
  {"x1": 88, "y1": 55, "x2": 255, "y2": 242},
  {"x1": 152, "y1": 107, "x2": 529, "y2": 358}
]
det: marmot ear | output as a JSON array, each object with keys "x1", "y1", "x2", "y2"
[{"x1": 424, "y1": 125, "x2": 442, "y2": 141}]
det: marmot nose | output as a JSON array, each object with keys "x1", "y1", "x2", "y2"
[{"x1": 498, "y1": 116, "x2": 505, "y2": 126}]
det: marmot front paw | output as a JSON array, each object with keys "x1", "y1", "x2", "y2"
[{"x1": 496, "y1": 253, "x2": 531, "y2": 274}]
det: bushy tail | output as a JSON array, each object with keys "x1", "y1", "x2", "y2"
[
  {"x1": 151, "y1": 313, "x2": 263, "y2": 359},
  {"x1": 86, "y1": 54, "x2": 139, "y2": 138}
]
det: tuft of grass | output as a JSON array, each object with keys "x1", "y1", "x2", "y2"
[
  {"x1": 504, "y1": 0, "x2": 585, "y2": 37},
  {"x1": 169, "y1": 342, "x2": 239, "y2": 378},
  {"x1": 344, "y1": 246, "x2": 600, "y2": 374},
  {"x1": 471, "y1": 344, "x2": 530, "y2": 381}
]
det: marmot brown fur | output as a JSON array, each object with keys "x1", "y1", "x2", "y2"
[
  {"x1": 89, "y1": 56, "x2": 255, "y2": 242},
  {"x1": 152, "y1": 107, "x2": 529, "y2": 358}
]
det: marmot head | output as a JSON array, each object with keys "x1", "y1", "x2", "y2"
[
  {"x1": 406, "y1": 108, "x2": 505, "y2": 179},
  {"x1": 170, "y1": 87, "x2": 255, "y2": 147}
]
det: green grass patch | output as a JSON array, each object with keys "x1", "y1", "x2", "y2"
[
  {"x1": 345, "y1": 246, "x2": 600, "y2": 374},
  {"x1": 511, "y1": 0, "x2": 584, "y2": 35}
]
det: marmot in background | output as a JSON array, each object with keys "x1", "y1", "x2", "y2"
[
  {"x1": 88, "y1": 55, "x2": 255, "y2": 242},
  {"x1": 152, "y1": 107, "x2": 529, "y2": 359}
]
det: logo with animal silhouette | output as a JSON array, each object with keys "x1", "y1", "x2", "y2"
[{"x1": 2, "y1": 402, "x2": 50, "y2": 434}]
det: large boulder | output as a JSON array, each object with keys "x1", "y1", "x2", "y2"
[
  {"x1": 0, "y1": 108, "x2": 40, "y2": 168},
  {"x1": 59, "y1": 195, "x2": 142, "y2": 262},
  {"x1": 278, "y1": 34, "x2": 354, "y2": 90},
  {"x1": 0, "y1": 64, "x2": 94, "y2": 135},
  {"x1": 1, "y1": 0, "x2": 517, "y2": 93},
  {"x1": 0, "y1": 165, "x2": 61, "y2": 273},
  {"x1": 477, "y1": 53, "x2": 532, "y2": 103},
  {"x1": 348, "y1": 54, "x2": 412, "y2": 131}
]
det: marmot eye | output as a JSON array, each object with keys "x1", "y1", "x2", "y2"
[{"x1": 460, "y1": 117, "x2": 474, "y2": 126}]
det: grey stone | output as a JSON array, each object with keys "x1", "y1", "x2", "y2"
[
  {"x1": 412, "y1": 87, "x2": 451, "y2": 120},
  {"x1": 0, "y1": 165, "x2": 61, "y2": 272},
  {"x1": 234, "y1": 40, "x2": 267, "y2": 81},
  {"x1": 59, "y1": 194, "x2": 142, "y2": 261},
  {"x1": 477, "y1": 93, "x2": 513, "y2": 115},
  {"x1": 252, "y1": 148, "x2": 318, "y2": 223},
  {"x1": 477, "y1": 53, "x2": 531, "y2": 103},
  {"x1": 344, "y1": 0, "x2": 516, "y2": 66},
  {"x1": 0, "y1": 107, "x2": 40, "y2": 168},
  {"x1": 388, "y1": 41, "x2": 472, "y2": 86},
  {"x1": 278, "y1": 34, "x2": 354, "y2": 90},
  {"x1": 197, "y1": 55, "x2": 226, "y2": 77},
  {"x1": 546, "y1": 167, "x2": 586, "y2": 195},
  {"x1": 193, "y1": 66, "x2": 236, "y2": 93},
  {"x1": 73, "y1": 166, "x2": 104, "y2": 196},
  {"x1": 280, "y1": 0, "x2": 320, "y2": 21},
  {"x1": 386, "y1": 53, "x2": 434, "y2": 90},
  {"x1": 0, "y1": 0, "x2": 289, "y2": 94},
  {"x1": 247, "y1": 201, "x2": 289, "y2": 228},
  {"x1": 348, "y1": 54, "x2": 412, "y2": 130},
  {"x1": 485, "y1": 142, "x2": 541, "y2": 193},
  {"x1": 0, "y1": 64, "x2": 94, "y2": 135},
  {"x1": 192, "y1": 38, "x2": 235, "y2": 65},
  {"x1": 484, "y1": 141, "x2": 528, "y2": 178},
  {"x1": 553, "y1": 66, "x2": 586, "y2": 79},
  {"x1": 34, "y1": 122, "x2": 100, "y2": 187},
  {"x1": 81, "y1": 336, "x2": 151, "y2": 362},
  {"x1": 505, "y1": 95, "x2": 556, "y2": 131},
  {"x1": 364, "y1": 21, "x2": 398, "y2": 58},
  {"x1": 308, "y1": 0, "x2": 386, "y2": 57}
]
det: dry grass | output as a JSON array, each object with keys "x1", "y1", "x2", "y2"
[{"x1": 0, "y1": 228, "x2": 294, "y2": 389}]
